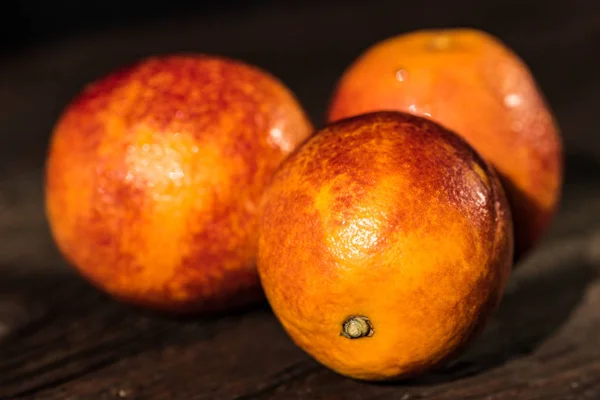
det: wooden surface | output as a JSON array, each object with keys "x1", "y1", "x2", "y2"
[{"x1": 1, "y1": 0, "x2": 600, "y2": 398}]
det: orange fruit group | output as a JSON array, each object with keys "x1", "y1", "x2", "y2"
[
  {"x1": 327, "y1": 28, "x2": 562, "y2": 258},
  {"x1": 45, "y1": 55, "x2": 313, "y2": 313},
  {"x1": 258, "y1": 112, "x2": 513, "y2": 380}
]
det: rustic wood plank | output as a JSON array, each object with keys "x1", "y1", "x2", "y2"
[
  {"x1": 0, "y1": 173, "x2": 599, "y2": 399},
  {"x1": 1, "y1": 0, "x2": 600, "y2": 398}
]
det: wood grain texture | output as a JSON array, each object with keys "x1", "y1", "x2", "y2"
[{"x1": 1, "y1": 0, "x2": 600, "y2": 398}]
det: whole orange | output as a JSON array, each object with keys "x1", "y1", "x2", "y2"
[
  {"x1": 45, "y1": 55, "x2": 313, "y2": 313},
  {"x1": 327, "y1": 28, "x2": 562, "y2": 258},
  {"x1": 258, "y1": 112, "x2": 513, "y2": 380}
]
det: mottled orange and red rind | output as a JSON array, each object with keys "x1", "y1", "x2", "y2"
[
  {"x1": 327, "y1": 28, "x2": 562, "y2": 258},
  {"x1": 258, "y1": 112, "x2": 513, "y2": 380},
  {"x1": 45, "y1": 55, "x2": 313, "y2": 313}
]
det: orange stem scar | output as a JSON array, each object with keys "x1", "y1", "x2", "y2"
[{"x1": 341, "y1": 315, "x2": 374, "y2": 339}]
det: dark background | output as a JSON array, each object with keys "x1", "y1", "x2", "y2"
[
  {"x1": 1, "y1": 0, "x2": 600, "y2": 398},
  {"x1": 3, "y1": 0, "x2": 600, "y2": 157}
]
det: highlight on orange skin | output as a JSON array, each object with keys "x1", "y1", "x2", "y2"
[
  {"x1": 327, "y1": 28, "x2": 563, "y2": 259},
  {"x1": 258, "y1": 111, "x2": 513, "y2": 381},
  {"x1": 45, "y1": 54, "x2": 313, "y2": 314}
]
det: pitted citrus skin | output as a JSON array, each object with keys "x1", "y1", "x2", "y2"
[
  {"x1": 327, "y1": 28, "x2": 562, "y2": 258},
  {"x1": 258, "y1": 112, "x2": 513, "y2": 380},
  {"x1": 45, "y1": 55, "x2": 313, "y2": 313}
]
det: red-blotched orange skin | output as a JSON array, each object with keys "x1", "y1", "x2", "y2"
[
  {"x1": 45, "y1": 55, "x2": 313, "y2": 313},
  {"x1": 327, "y1": 28, "x2": 562, "y2": 259},
  {"x1": 258, "y1": 112, "x2": 513, "y2": 380}
]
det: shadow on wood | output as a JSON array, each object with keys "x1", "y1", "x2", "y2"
[{"x1": 0, "y1": 266, "x2": 248, "y2": 398}]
